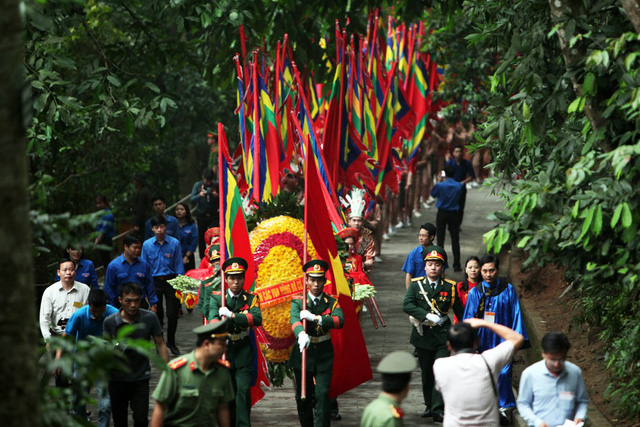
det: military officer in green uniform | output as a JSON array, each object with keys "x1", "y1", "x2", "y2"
[
  {"x1": 289, "y1": 259, "x2": 344, "y2": 427},
  {"x1": 209, "y1": 257, "x2": 262, "y2": 427},
  {"x1": 151, "y1": 318, "x2": 234, "y2": 427},
  {"x1": 197, "y1": 244, "x2": 221, "y2": 321},
  {"x1": 361, "y1": 351, "x2": 418, "y2": 427},
  {"x1": 402, "y1": 245, "x2": 463, "y2": 423}
]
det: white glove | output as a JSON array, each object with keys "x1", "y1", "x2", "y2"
[
  {"x1": 298, "y1": 332, "x2": 310, "y2": 352},
  {"x1": 300, "y1": 310, "x2": 316, "y2": 322},
  {"x1": 425, "y1": 313, "x2": 442, "y2": 325},
  {"x1": 219, "y1": 307, "x2": 233, "y2": 318}
]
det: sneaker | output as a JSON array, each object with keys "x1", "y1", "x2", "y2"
[
  {"x1": 388, "y1": 226, "x2": 396, "y2": 236},
  {"x1": 421, "y1": 201, "x2": 430, "y2": 209},
  {"x1": 374, "y1": 256, "x2": 382, "y2": 263},
  {"x1": 427, "y1": 196, "x2": 436, "y2": 205},
  {"x1": 471, "y1": 181, "x2": 479, "y2": 188},
  {"x1": 406, "y1": 218, "x2": 412, "y2": 227},
  {"x1": 395, "y1": 221, "x2": 404, "y2": 229},
  {"x1": 383, "y1": 233, "x2": 390, "y2": 241},
  {"x1": 414, "y1": 211, "x2": 422, "y2": 218}
]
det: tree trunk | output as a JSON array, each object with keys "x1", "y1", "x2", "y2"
[
  {"x1": 548, "y1": 0, "x2": 612, "y2": 152},
  {"x1": 621, "y1": 0, "x2": 640, "y2": 34},
  {"x1": 0, "y1": 1, "x2": 42, "y2": 425}
]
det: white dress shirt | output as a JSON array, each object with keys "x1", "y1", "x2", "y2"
[{"x1": 39, "y1": 281, "x2": 90, "y2": 340}]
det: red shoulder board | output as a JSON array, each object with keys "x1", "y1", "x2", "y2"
[
  {"x1": 292, "y1": 295, "x2": 303, "y2": 300},
  {"x1": 169, "y1": 357, "x2": 188, "y2": 370},
  {"x1": 216, "y1": 358, "x2": 231, "y2": 368},
  {"x1": 211, "y1": 291, "x2": 221, "y2": 295}
]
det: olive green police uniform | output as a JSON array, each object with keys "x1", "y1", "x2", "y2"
[
  {"x1": 402, "y1": 246, "x2": 464, "y2": 419},
  {"x1": 360, "y1": 351, "x2": 417, "y2": 427},
  {"x1": 152, "y1": 321, "x2": 234, "y2": 427},
  {"x1": 289, "y1": 260, "x2": 344, "y2": 427},
  {"x1": 209, "y1": 257, "x2": 262, "y2": 427}
]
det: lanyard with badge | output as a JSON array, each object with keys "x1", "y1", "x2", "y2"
[{"x1": 477, "y1": 282, "x2": 496, "y2": 324}]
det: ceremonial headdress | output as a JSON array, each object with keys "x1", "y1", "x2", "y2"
[
  {"x1": 222, "y1": 257, "x2": 247, "y2": 275},
  {"x1": 338, "y1": 227, "x2": 358, "y2": 240},
  {"x1": 423, "y1": 245, "x2": 447, "y2": 263},
  {"x1": 345, "y1": 188, "x2": 366, "y2": 219},
  {"x1": 204, "y1": 227, "x2": 220, "y2": 246},
  {"x1": 303, "y1": 260, "x2": 329, "y2": 278}
]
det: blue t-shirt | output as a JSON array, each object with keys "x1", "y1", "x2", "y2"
[
  {"x1": 402, "y1": 245, "x2": 426, "y2": 278},
  {"x1": 141, "y1": 235, "x2": 184, "y2": 277},
  {"x1": 144, "y1": 215, "x2": 180, "y2": 240},
  {"x1": 55, "y1": 258, "x2": 99, "y2": 289},
  {"x1": 431, "y1": 178, "x2": 463, "y2": 211},
  {"x1": 65, "y1": 304, "x2": 118, "y2": 340},
  {"x1": 104, "y1": 254, "x2": 158, "y2": 306},
  {"x1": 96, "y1": 208, "x2": 115, "y2": 239},
  {"x1": 178, "y1": 222, "x2": 198, "y2": 256},
  {"x1": 445, "y1": 158, "x2": 476, "y2": 182}
]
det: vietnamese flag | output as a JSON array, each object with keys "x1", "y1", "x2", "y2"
[{"x1": 303, "y1": 133, "x2": 373, "y2": 398}]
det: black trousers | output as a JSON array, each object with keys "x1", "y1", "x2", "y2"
[
  {"x1": 417, "y1": 347, "x2": 449, "y2": 415},
  {"x1": 436, "y1": 209, "x2": 461, "y2": 268},
  {"x1": 196, "y1": 215, "x2": 216, "y2": 259},
  {"x1": 458, "y1": 185, "x2": 467, "y2": 226},
  {"x1": 109, "y1": 379, "x2": 149, "y2": 427},
  {"x1": 153, "y1": 276, "x2": 179, "y2": 346}
]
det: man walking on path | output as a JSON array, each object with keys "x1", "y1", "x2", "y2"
[
  {"x1": 208, "y1": 257, "x2": 262, "y2": 427},
  {"x1": 403, "y1": 246, "x2": 464, "y2": 422},
  {"x1": 430, "y1": 165, "x2": 463, "y2": 271},
  {"x1": 144, "y1": 196, "x2": 180, "y2": 240},
  {"x1": 402, "y1": 223, "x2": 436, "y2": 289},
  {"x1": 190, "y1": 168, "x2": 220, "y2": 260},
  {"x1": 141, "y1": 215, "x2": 184, "y2": 356},
  {"x1": 104, "y1": 282, "x2": 169, "y2": 427},
  {"x1": 94, "y1": 194, "x2": 116, "y2": 269},
  {"x1": 434, "y1": 318, "x2": 524, "y2": 426},
  {"x1": 517, "y1": 332, "x2": 589, "y2": 427},
  {"x1": 445, "y1": 145, "x2": 475, "y2": 227},
  {"x1": 463, "y1": 254, "x2": 529, "y2": 425}
]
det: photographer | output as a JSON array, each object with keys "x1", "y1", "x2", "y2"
[{"x1": 190, "y1": 168, "x2": 220, "y2": 259}]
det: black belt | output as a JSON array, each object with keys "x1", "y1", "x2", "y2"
[{"x1": 154, "y1": 275, "x2": 176, "y2": 280}]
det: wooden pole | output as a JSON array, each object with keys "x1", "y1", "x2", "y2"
[
  {"x1": 365, "y1": 297, "x2": 378, "y2": 329},
  {"x1": 369, "y1": 296, "x2": 386, "y2": 327}
]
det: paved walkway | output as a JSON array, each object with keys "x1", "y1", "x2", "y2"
[{"x1": 129, "y1": 185, "x2": 502, "y2": 425}]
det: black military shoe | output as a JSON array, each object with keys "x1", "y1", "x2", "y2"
[{"x1": 421, "y1": 407, "x2": 432, "y2": 418}]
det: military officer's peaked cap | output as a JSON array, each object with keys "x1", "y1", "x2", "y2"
[
  {"x1": 209, "y1": 244, "x2": 221, "y2": 261},
  {"x1": 377, "y1": 351, "x2": 418, "y2": 374},
  {"x1": 423, "y1": 245, "x2": 447, "y2": 263},
  {"x1": 222, "y1": 257, "x2": 248, "y2": 275},
  {"x1": 193, "y1": 317, "x2": 229, "y2": 340},
  {"x1": 303, "y1": 259, "x2": 329, "y2": 278}
]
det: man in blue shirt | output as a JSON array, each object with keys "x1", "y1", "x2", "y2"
[
  {"x1": 104, "y1": 234, "x2": 158, "y2": 311},
  {"x1": 445, "y1": 145, "x2": 476, "y2": 227},
  {"x1": 517, "y1": 332, "x2": 589, "y2": 427},
  {"x1": 402, "y1": 222, "x2": 436, "y2": 289},
  {"x1": 141, "y1": 215, "x2": 184, "y2": 356},
  {"x1": 95, "y1": 194, "x2": 116, "y2": 269},
  {"x1": 62, "y1": 289, "x2": 118, "y2": 427},
  {"x1": 431, "y1": 165, "x2": 463, "y2": 271},
  {"x1": 144, "y1": 196, "x2": 180, "y2": 240}
]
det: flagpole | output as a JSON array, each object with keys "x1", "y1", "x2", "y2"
[
  {"x1": 300, "y1": 115, "x2": 311, "y2": 401},
  {"x1": 217, "y1": 122, "x2": 226, "y2": 311}
]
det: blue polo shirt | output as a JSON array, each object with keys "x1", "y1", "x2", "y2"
[
  {"x1": 144, "y1": 215, "x2": 180, "y2": 240},
  {"x1": 431, "y1": 178, "x2": 463, "y2": 211},
  {"x1": 141, "y1": 235, "x2": 184, "y2": 277},
  {"x1": 96, "y1": 208, "x2": 115, "y2": 238},
  {"x1": 64, "y1": 304, "x2": 118, "y2": 340},
  {"x1": 445, "y1": 158, "x2": 475, "y2": 182},
  {"x1": 104, "y1": 254, "x2": 158, "y2": 306},
  {"x1": 55, "y1": 258, "x2": 99, "y2": 289},
  {"x1": 402, "y1": 245, "x2": 426, "y2": 278},
  {"x1": 178, "y1": 222, "x2": 198, "y2": 255}
]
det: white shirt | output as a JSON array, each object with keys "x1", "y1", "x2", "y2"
[
  {"x1": 434, "y1": 340, "x2": 515, "y2": 426},
  {"x1": 39, "y1": 281, "x2": 90, "y2": 340}
]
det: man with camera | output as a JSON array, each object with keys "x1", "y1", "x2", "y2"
[{"x1": 190, "y1": 168, "x2": 220, "y2": 260}]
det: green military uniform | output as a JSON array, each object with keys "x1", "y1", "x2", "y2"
[
  {"x1": 289, "y1": 292, "x2": 344, "y2": 427},
  {"x1": 361, "y1": 351, "x2": 416, "y2": 427},
  {"x1": 402, "y1": 246, "x2": 464, "y2": 419},
  {"x1": 152, "y1": 324, "x2": 234, "y2": 427},
  {"x1": 209, "y1": 257, "x2": 261, "y2": 427},
  {"x1": 196, "y1": 244, "x2": 221, "y2": 319}
]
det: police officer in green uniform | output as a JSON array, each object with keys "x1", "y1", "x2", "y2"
[
  {"x1": 209, "y1": 257, "x2": 262, "y2": 427},
  {"x1": 151, "y1": 318, "x2": 234, "y2": 427},
  {"x1": 197, "y1": 244, "x2": 221, "y2": 320},
  {"x1": 402, "y1": 245, "x2": 463, "y2": 423},
  {"x1": 289, "y1": 259, "x2": 344, "y2": 427},
  {"x1": 360, "y1": 351, "x2": 418, "y2": 427}
]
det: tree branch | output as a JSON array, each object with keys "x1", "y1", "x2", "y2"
[{"x1": 620, "y1": 0, "x2": 640, "y2": 34}]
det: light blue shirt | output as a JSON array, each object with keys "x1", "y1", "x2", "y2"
[
  {"x1": 64, "y1": 304, "x2": 118, "y2": 341},
  {"x1": 517, "y1": 359, "x2": 589, "y2": 427},
  {"x1": 141, "y1": 235, "x2": 184, "y2": 277}
]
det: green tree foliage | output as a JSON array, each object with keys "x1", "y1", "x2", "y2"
[{"x1": 424, "y1": 0, "x2": 640, "y2": 417}]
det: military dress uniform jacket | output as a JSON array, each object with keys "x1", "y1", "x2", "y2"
[
  {"x1": 197, "y1": 274, "x2": 221, "y2": 319},
  {"x1": 288, "y1": 293, "x2": 344, "y2": 372},
  {"x1": 403, "y1": 277, "x2": 464, "y2": 351},
  {"x1": 152, "y1": 351, "x2": 235, "y2": 427},
  {"x1": 360, "y1": 393, "x2": 404, "y2": 427},
  {"x1": 208, "y1": 290, "x2": 262, "y2": 368}
]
